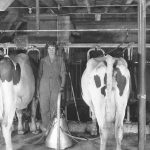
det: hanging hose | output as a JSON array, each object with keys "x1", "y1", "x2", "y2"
[
  {"x1": 60, "y1": 126, "x2": 100, "y2": 142},
  {"x1": 68, "y1": 72, "x2": 81, "y2": 122},
  {"x1": 24, "y1": 120, "x2": 53, "y2": 145}
]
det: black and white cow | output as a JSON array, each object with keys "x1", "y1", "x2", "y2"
[
  {"x1": 0, "y1": 53, "x2": 37, "y2": 150},
  {"x1": 0, "y1": 55, "x2": 21, "y2": 150},
  {"x1": 81, "y1": 55, "x2": 130, "y2": 150}
]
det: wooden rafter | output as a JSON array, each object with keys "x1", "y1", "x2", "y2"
[{"x1": 0, "y1": 0, "x2": 15, "y2": 11}]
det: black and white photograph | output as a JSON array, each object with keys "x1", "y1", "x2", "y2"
[{"x1": 0, "y1": 0, "x2": 150, "y2": 150}]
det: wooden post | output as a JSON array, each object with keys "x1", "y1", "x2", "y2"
[
  {"x1": 138, "y1": 0, "x2": 146, "y2": 150},
  {"x1": 36, "y1": 0, "x2": 40, "y2": 32},
  {"x1": 0, "y1": 0, "x2": 14, "y2": 11},
  {"x1": 57, "y1": 16, "x2": 70, "y2": 44}
]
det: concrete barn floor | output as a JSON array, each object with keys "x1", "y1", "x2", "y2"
[{"x1": 1, "y1": 130, "x2": 150, "y2": 150}]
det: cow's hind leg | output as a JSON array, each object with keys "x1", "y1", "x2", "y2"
[
  {"x1": 82, "y1": 91, "x2": 97, "y2": 135},
  {"x1": 94, "y1": 100, "x2": 107, "y2": 150},
  {"x1": 89, "y1": 103, "x2": 97, "y2": 136},
  {"x1": 85, "y1": 100, "x2": 97, "y2": 135},
  {"x1": 115, "y1": 111, "x2": 124, "y2": 150},
  {"x1": 16, "y1": 109, "x2": 24, "y2": 134},
  {"x1": 30, "y1": 97, "x2": 39, "y2": 134},
  {"x1": 97, "y1": 112, "x2": 107, "y2": 150},
  {"x1": 115, "y1": 100, "x2": 128, "y2": 150},
  {"x1": 2, "y1": 108, "x2": 16, "y2": 150}
]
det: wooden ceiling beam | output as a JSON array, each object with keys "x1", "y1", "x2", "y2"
[
  {"x1": 17, "y1": 0, "x2": 35, "y2": 7},
  {"x1": 40, "y1": 0, "x2": 57, "y2": 6},
  {"x1": 0, "y1": 0, "x2": 15, "y2": 11}
]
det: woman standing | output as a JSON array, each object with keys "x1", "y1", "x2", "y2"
[{"x1": 37, "y1": 42, "x2": 66, "y2": 131}]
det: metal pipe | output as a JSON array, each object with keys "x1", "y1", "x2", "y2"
[
  {"x1": 24, "y1": 12, "x2": 138, "y2": 15},
  {"x1": 138, "y1": 0, "x2": 146, "y2": 150},
  {"x1": 0, "y1": 28, "x2": 140, "y2": 32},
  {"x1": 57, "y1": 92, "x2": 61, "y2": 150},
  {"x1": 2, "y1": 43, "x2": 150, "y2": 49},
  {"x1": 8, "y1": 4, "x2": 138, "y2": 9}
]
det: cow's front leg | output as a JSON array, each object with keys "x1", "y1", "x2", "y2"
[{"x1": 16, "y1": 109, "x2": 24, "y2": 134}]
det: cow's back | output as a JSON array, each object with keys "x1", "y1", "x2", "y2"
[{"x1": 12, "y1": 53, "x2": 35, "y2": 109}]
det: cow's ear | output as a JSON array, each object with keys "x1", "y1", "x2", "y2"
[{"x1": 13, "y1": 63, "x2": 21, "y2": 85}]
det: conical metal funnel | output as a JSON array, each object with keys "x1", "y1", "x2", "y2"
[
  {"x1": 45, "y1": 117, "x2": 73, "y2": 149},
  {"x1": 45, "y1": 93, "x2": 73, "y2": 149}
]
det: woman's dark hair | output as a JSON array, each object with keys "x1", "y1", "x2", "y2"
[
  {"x1": 44, "y1": 41, "x2": 58, "y2": 56},
  {"x1": 45, "y1": 41, "x2": 58, "y2": 51}
]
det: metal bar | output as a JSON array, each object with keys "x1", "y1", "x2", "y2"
[
  {"x1": 2, "y1": 43, "x2": 150, "y2": 48},
  {"x1": 8, "y1": 5, "x2": 138, "y2": 9},
  {"x1": 24, "y1": 12, "x2": 139, "y2": 16},
  {"x1": 67, "y1": 43, "x2": 149, "y2": 48},
  {"x1": 138, "y1": 0, "x2": 146, "y2": 150},
  {"x1": 60, "y1": 12, "x2": 138, "y2": 15},
  {"x1": 0, "y1": 28, "x2": 142, "y2": 32},
  {"x1": 36, "y1": 0, "x2": 40, "y2": 31}
]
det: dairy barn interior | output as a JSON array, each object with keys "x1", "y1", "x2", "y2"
[{"x1": 0, "y1": 0, "x2": 150, "y2": 150}]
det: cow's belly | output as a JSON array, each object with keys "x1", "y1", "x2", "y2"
[{"x1": 15, "y1": 76, "x2": 35, "y2": 109}]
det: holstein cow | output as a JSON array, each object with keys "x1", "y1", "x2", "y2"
[
  {"x1": 0, "y1": 54, "x2": 21, "y2": 150},
  {"x1": 81, "y1": 55, "x2": 130, "y2": 150},
  {"x1": 12, "y1": 53, "x2": 36, "y2": 134},
  {"x1": 0, "y1": 53, "x2": 36, "y2": 150}
]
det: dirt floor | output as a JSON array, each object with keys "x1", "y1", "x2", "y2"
[{"x1": 1, "y1": 130, "x2": 150, "y2": 150}]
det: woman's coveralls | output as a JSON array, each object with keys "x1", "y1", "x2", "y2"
[{"x1": 38, "y1": 55, "x2": 66, "y2": 129}]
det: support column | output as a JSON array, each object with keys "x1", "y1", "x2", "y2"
[
  {"x1": 138, "y1": 0, "x2": 146, "y2": 150},
  {"x1": 36, "y1": 0, "x2": 40, "y2": 32},
  {"x1": 57, "y1": 15, "x2": 71, "y2": 45},
  {"x1": 0, "y1": 0, "x2": 14, "y2": 11}
]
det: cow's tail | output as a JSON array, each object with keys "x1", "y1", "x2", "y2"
[
  {"x1": 0, "y1": 88, "x2": 3, "y2": 123},
  {"x1": 106, "y1": 55, "x2": 115, "y2": 107}
]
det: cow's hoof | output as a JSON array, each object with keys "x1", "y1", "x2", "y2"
[
  {"x1": 32, "y1": 130, "x2": 40, "y2": 135},
  {"x1": 91, "y1": 128, "x2": 97, "y2": 136},
  {"x1": 18, "y1": 130, "x2": 25, "y2": 135},
  {"x1": 29, "y1": 122, "x2": 37, "y2": 132}
]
